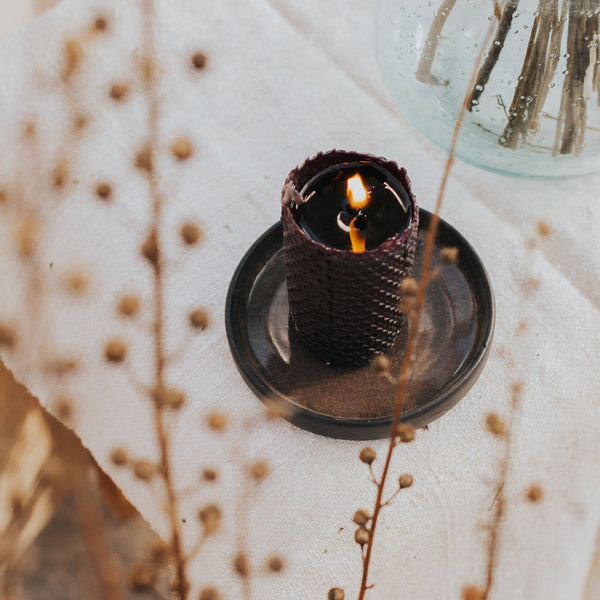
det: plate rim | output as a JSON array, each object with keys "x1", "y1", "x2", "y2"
[{"x1": 225, "y1": 209, "x2": 495, "y2": 440}]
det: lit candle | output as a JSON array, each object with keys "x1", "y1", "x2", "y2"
[
  {"x1": 281, "y1": 150, "x2": 419, "y2": 367},
  {"x1": 294, "y1": 162, "x2": 413, "y2": 253}
]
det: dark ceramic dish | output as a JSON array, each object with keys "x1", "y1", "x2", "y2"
[{"x1": 225, "y1": 210, "x2": 494, "y2": 440}]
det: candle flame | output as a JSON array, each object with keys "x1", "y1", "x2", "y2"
[
  {"x1": 347, "y1": 174, "x2": 369, "y2": 210},
  {"x1": 349, "y1": 216, "x2": 367, "y2": 253}
]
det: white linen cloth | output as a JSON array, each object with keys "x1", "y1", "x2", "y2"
[{"x1": 1, "y1": 1, "x2": 600, "y2": 598}]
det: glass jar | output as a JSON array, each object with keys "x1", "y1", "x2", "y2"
[{"x1": 376, "y1": 0, "x2": 600, "y2": 178}]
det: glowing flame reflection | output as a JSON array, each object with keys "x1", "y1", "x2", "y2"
[{"x1": 346, "y1": 174, "x2": 369, "y2": 210}]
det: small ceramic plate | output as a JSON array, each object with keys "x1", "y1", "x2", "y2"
[{"x1": 225, "y1": 210, "x2": 494, "y2": 440}]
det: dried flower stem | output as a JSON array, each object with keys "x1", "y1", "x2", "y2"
[
  {"x1": 422, "y1": 0, "x2": 599, "y2": 155},
  {"x1": 466, "y1": 0, "x2": 520, "y2": 110},
  {"x1": 139, "y1": 1, "x2": 188, "y2": 597},
  {"x1": 481, "y1": 384, "x2": 523, "y2": 599},
  {"x1": 235, "y1": 482, "x2": 255, "y2": 600},
  {"x1": 357, "y1": 24, "x2": 496, "y2": 600},
  {"x1": 536, "y1": 0, "x2": 567, "y2": 131},
  {"x1": 231, "y1": 417, "x2": 271, "y2": 600},
  {"x1": 501, "y1": 0, "x2": 563, "y2": 148},
  {"x1": 416, "y1": 0, "x2": 457, "y2": 84},
  {"x1": 554, "y1": 0, "x2": 598, "y2": 154}
]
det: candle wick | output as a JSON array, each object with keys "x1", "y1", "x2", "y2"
[{"x1": 354, "y1": 212, "x2": 368, "y2": 230}]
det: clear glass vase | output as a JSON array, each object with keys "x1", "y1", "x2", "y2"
[{"x1": 376, "y1": 0, "x2": 600, "y2": 178}]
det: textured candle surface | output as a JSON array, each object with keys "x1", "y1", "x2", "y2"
[{"x1": 281, "y1": 150, "x2": 419, "y2": 366}]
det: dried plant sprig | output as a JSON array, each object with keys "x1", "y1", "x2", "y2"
[
  {"x1": 109, "y1": 82, "x2": 130, "y2": 101},
  {"x1": 462, "y1": 585, "x2": 485, "y2": 600},
  {"x1": 0, "y1": 17, "x2": 131, "y2": 599},
  {"x1": 525, "y1": 484, "x2": 544, "y2": 503},
  {"x1": 191, "y1": 52, "x2": 208, "y2": 70},
  {"x1": 355, "y1": 25, "x2": 495, "y2": 600},
  {"x1": 111, "y1": 447, "x2": 129, "y2": 467},
  {"x1": 136, "y1": 1, "x2": 189, "y2": 596},
  {"x1": 199, "y1": 588, "x2": 221, "y2": 600},
  {"x1": 465, "y1": 0, "x2": 521, "y2": 110},
  {"x1": 485, "y1": 413, "x2": 506, "y2": 437},
  {"x1": 233, "y1": 552, "x2": 250, "y2": 578},
  {"x1": 353, "y1": 510, "x2": 371, "y2": 526},
  {"x1": 425, "y1": 0, "x2": 598, "y2": 155},
  {"x1": 478, "y1": 382, "x2": 524, "y2": 599},
  {"x1": 171, "y1": 138, "x2": 193, "y2": 161},
  {"x1": 207, "y1": 411, "x2": 227, "y2": 431},
  {"x1": 180, "y1": 222, "x2": 201, "y2": 245},
  {"x1": 202, "y1": 468, "x2": 218, "y2": 482},
  {"x1": 65, "y1": 270, "x2": 88, "y2": 294},
  {"x1": 499, "y1": 0, "x2": 564, "y2": 149},
  {"x1": 96, "y1": 182, "x2": 113, "y2": 200},
  {"x1": 553, "y1": 0, "x2": 597, "y2": 155},
  {"x1": 189, "y1": 308, "x2": 209, "y2": 330},
  {"x1": 117, "y1": 294, "x2": 140, "y2": 317},
  {"x1": 359, "y1": 447, "x2": 377, "y2": 465},
  {"x1": 105, "y1": 339, "x2": 127, "y2": 363},
  {"x1": 464, "y1": 226, "x2": 553, "y2": 596},
  {"x1": 266, "y1": 555, "x2": 284, "y2": 573},
  {"x1": 416, "y1": 0, "x2": 458, "y2": 84},
  {"x1": 94, "y1": 16, "x2": 109, "y2": 32},
  {"x1": 380, "y1": 473, "x2": 414, "y2": 508},
  {"x1": 198, "y1": 504, "x2": 222, "y2": 535}
]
